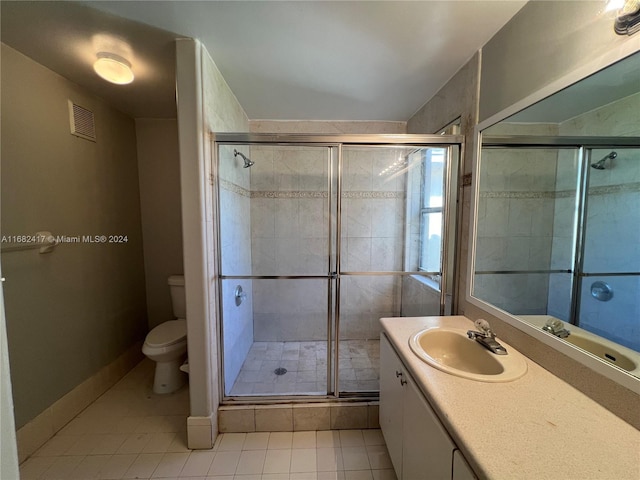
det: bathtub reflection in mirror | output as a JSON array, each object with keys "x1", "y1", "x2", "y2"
[{"x1": 470, "y1": 51, "x2": 640, "y2": 383}]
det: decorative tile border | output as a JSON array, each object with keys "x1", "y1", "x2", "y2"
[
  {"x1": 480, "y1": 182, "x2": 640, "y2": 199},
  {"x1": 480, "y1": 191, "x2": 556, "y2": 199},
  {"x1": 342, "y1": 191, "x2": 405, "y2": 199},
  {"x1": 588, "y1": 182, "x2": 640, "y2": 196},
  {"x1": 252, "y1": 190, "x2": 328, "y2": 199},
  {"x1": 219, "y1": 178, "x2": 250, "y2": 198},
  {"x1": 220, "y1": 180, "x2": 405, "y2": 200}
]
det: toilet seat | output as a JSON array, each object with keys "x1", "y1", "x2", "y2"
[{"x1": 145, "y1": 319, "x2": 186, "y2": 348}]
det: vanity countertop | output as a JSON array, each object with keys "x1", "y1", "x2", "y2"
[{"x1": 380, "y1": 315, "x2": 640, "y2": 480}]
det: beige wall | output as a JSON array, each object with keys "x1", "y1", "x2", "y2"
[
  {"x1": 480, "y1": 0, "x2": 638, "y2": 122},
  {"x1": 135, "y1": 118, "x2": 183, "y2": 329},
  {"x1": 0, "y1": 44, "x2": 147, "y2": 428}
]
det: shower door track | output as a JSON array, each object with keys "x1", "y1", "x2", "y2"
[{"x1": 214, "y1": 133, "x2": 465, "y2": 403}]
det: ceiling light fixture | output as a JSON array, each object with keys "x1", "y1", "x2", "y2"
[{"x1": 93, "y1": 52, "x2": 134, "y2": 85}]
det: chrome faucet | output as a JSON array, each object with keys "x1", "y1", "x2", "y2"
[
  {"x1": 467, "y1": 319, "x2": 508, "y2": 355},
  {"x1": 542, "y1": 318, "x2": 570, "y2": 339}
]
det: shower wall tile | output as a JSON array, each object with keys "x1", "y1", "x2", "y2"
[
  {"x1": 275, "y1": 150, "x2": 301, "y2": 191},
  {"x1": 249, "y1": 147, "x2": 275, "y2": 191},
  {"x1": 529, "y1": 237, "x2": 553, "y2": 270},
  {"x1": 299, "y1": 237, "x2": 329, "y2": 274},
  {"x1": 372, "y1": 150, "x2": 407, "y2": 193},
  {"x1": 275, "y1": 198, "x2": 300, "y2": 238},
  {"x1": 474, "y1": 274, "x2": 549, "y2": 316},
  {"x1": 579, "y1": 276, "x2": 640, "y2": 352},
  {"x1": 401, "y1": 276, "x2": 442, "y2": 317},
  {"x1": 249, "y1": 120, "x2": 406, "y2": 135},
  {"x1": 298, "y1": 199, "x2": 327, "y2": 238},
  {"x1": 370, "y1": 199, "x2": 404, "y2": 239},
  {"x1": 254, "y1": 314, "x2": 327, "y2": 342},
  {"x1": 370, "y1": 237, "x2": 403, "y2": 272},
  {"x1": 343, "y1": 150, "x2": 373, "y2": 191},
  {"x1": 274, "y1": 237, "x2": 301, "y2": 272},
  {"x1": 341, "y1": 277, "x2": 401, "y2": 315},
  {"x1": 547, "y1": 273, "x2": 572, "y2": 321},
  {"x1": 251, "y1": 198, "x2": 276, "y2": 238},
  {"x1": 344, "y1": 237, "x2": 372, "y2": 272},
  {"x1": 221, "y1": 280, "x2": 254, "y2": 395},
  {"x1": 560, "y1": 92, "x2": 640, "y2": 138},
  {"x1": 219, "y1": 152, "x2": 255, "y2": 393},
  {"x1": 476, "y1": 198, "x2": 509, "y2": 237},
  {"x1": 474, "y1": 237, "x2": 507, "y2": 271},
  {"x1": 344, "y1": 199, "x2": 373, "y2": 237},
  {"x1": 583, "y1": 191, "x2": 640, "y2": 273},
  {"x1": 251, "y1": 237, "x2": 276, "y2": 275},
  {"x1": 340, "y1": 314, "x2": 372, "y2": 340},
  {"x1": 247, "y1": 146, "x2": 408, "y2": 342}
]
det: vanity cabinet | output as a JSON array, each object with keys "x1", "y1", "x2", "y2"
[{"x1": 380, "y1": 333, "x2": 477, "y2": 480}]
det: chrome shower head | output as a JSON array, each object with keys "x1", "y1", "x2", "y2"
[
  {"x1": 591, "y1": 151, "x2": 617, "y2": 170},
  {"x1": 234, "y1": 149, "x2": 254, "y2": 168}
]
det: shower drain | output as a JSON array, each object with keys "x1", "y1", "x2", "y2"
[{"x1": 274, "y1": 367, "x2": 287, "y2": 376}]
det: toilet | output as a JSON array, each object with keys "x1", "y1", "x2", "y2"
[{"x1": 142, "y1": 275, "x2": 188, "y2": 394}]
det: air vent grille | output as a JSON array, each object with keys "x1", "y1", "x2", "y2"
[{"x1": 68, "y1": 100, "x2": 96, "y2": 142}]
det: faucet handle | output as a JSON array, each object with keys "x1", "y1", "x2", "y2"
[{"x1": 474, "y1": 319, "x2": 493, "y2": 336}]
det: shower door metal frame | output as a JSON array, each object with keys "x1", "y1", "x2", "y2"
[
  {"x1": 480, "y1": 135, "x2": 640, "y2": 326},
  {"x1": 213, "y1": 133, "x2": 464, "y2": 403}
]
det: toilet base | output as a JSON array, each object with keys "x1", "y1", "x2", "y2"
[{"x1": 153, "y1": 357, "x2": 187, "y2": 394}]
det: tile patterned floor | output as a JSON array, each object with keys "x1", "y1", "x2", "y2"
[
  {"x1": 229, "y1": 341, "x2": 380, "y2": 396},
  {"x1": 19, "y1": 358, "x2": 396, "y2": 480}
]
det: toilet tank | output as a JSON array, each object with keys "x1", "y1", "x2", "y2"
[{"x1": 168, "y1": 275, "x2": 186, "y2": 319}]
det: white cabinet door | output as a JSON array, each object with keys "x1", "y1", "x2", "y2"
[
  {"x1": 380, "y1": 334, "x2": 405, "y2": 479},
  {"x1": 402, "y1": 374, "x2": 456, "y2": 480},
  {"x1": 453, "y1": 449, "x2": 478, "y2": 480}
]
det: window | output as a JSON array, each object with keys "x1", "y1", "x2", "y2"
[{"x1": 418, "y1": 148, "x2": 446, "y2": 286}]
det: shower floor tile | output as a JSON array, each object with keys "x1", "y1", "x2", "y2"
[{"x1": 229, "y1": 340, "x2": 380, "y2": 396}]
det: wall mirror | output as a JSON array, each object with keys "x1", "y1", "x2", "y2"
[{"x1": 469, "y1": 49, "x2": 640, "y2": 393}]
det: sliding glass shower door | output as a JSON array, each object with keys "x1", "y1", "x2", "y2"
[
  {"x1": 215, "y1": 135, "x2": 461, "y2": 399},
  {"x1": 217, "y1": 143, "x2": 338, "y2": 397}
]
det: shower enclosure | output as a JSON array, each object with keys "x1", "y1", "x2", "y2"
[
  {"x1": 474, "y1": 136, "x2": 640, "y2": 353},
  {"x1": 213, "y1": 134, "x2": 462, "y2": 399}
]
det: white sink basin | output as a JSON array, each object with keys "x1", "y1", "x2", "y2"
[{"x1": 409, "y1": 327, "x2": 527, "y2": 382}]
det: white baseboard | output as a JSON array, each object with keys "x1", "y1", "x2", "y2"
[{"x1": 187, "y1": 414, "x2": 215, "y2": 449}]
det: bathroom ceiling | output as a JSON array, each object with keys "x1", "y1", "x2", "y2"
[{"x1": 1, "y1": 1, "x2": 527, "y2": 121}]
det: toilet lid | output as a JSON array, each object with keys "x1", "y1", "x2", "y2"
[{"x1": 145, "y1": 320, "x2": 186, "y2": 347}]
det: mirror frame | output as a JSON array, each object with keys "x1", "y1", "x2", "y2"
[{"x1": 467, "y1": 43, "x2": 640, "y2": 395}]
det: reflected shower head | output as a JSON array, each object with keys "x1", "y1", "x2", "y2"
[
  {"x1": 234, "y1": 149, "x2": 254, "y2": 168},
  {"x1": 591, "y1": 151, "x2": 617, "y2": 170}
]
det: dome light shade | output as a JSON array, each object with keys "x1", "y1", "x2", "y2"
[{"x1": 93, "y1": 52, "x2": 134, "y2": 85}]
